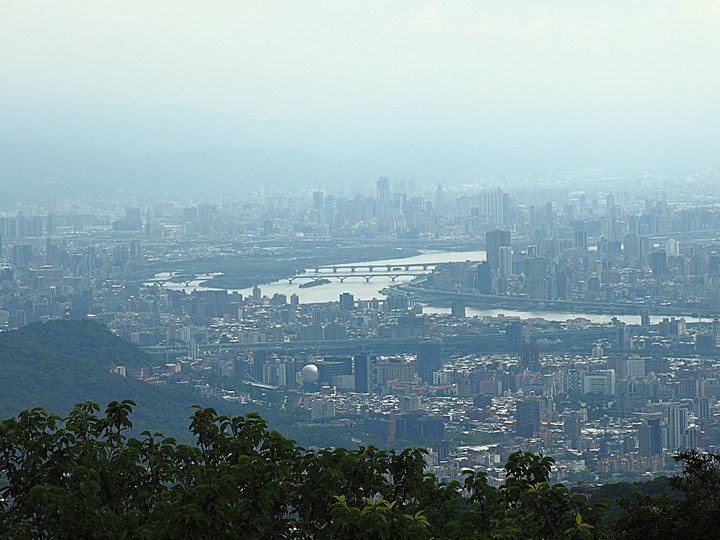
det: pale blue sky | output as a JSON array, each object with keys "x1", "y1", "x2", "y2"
[{"x1": 1, "y1": 1, "x2": 718, "y2": 159}]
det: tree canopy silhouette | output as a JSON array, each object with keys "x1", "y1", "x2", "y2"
[{"x1": 1, "y1": 401, "x2": 608, "y2": 539}]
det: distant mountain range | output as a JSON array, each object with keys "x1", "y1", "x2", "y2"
[
  {"x1": 0, "y1": 139, "x2": 379, "y2": 201},
  {"x1": 0, "y1": 138, "x2": 612, "y2": 206},
  {"x1": 1, "y1": 98, "x2": 712, "y2": 206}
]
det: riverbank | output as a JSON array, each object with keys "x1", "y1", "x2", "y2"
[
  {"x1": 392, "y1": 282, "x2": 720, "y2": 320},
  {"x1": 161, "y1": 245, "x2": 421, "y2": 290}
]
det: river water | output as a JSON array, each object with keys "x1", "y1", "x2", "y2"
[
  {"x1": 153, "y1": 250, "x2": 484, "y2": 301},
  {"x1": 148, "y1": 250, "x2": 691, "y2": 325}
]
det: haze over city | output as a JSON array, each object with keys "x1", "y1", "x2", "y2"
[
  {"x1": 3, "y1": 4, "x2": 720, "y2": 537},
  {"x1": 2, "y1": 1, "x2": 719, "y2": 205}
]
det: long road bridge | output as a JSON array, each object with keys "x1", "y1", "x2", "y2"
[
  {"x1": 141, "y1": 328, "x2": 619, "y2": 357},
  {"x1": 309, "y1": 262, "x2": 442, "y2": 273},
  {"x1": 287, "y1": 272, "x2": 426, "y2": 284},
  {"x1": 142, "y1": 330, "x2": 720, "y2": 362},
  {"x1": 143, "y1": 261, "x2": 453, "y2": 287},
  {"x1": 146, "y1": 276, "x2": 200, "y2": 287}
]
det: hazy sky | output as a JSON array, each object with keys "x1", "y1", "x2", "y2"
[{"x1": 1, "y1": 1, "x2": 719, "y2": 159}]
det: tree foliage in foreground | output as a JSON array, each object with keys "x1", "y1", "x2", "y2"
[
  {"x1": 0, "y1": 401, "x2": 607, "y2": 539},
  {"x1": 612, "y1": 450, "x2": 720, "y2": 540}
]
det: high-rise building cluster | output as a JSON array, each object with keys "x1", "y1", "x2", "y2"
[{"x1": 3, "y1": 170, "x2": 720, "y2": 482}]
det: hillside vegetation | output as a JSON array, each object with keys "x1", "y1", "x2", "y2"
[{"x1": 0, "y1": 320, "x2": 229, "y2": 437}]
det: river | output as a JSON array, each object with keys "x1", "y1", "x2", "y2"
[
  {"x1": 151, "y1": 250, "x2": 484, "y2": 302},
  {"x1": 148, "y1": 250, "x2": 696, "y2": 325}
]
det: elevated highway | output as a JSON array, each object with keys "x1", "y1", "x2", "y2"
[{"x1": 142, "y1": 328, "x2": 618, "y2": 357}]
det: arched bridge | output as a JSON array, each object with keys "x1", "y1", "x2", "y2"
[
  {"x1": 309, "y1": 262, "x2": 440, "y2": 274},
  {"x1": 147, "y1": 275, "x2": 199, "y2": 287},
  {"x1": 287, "y1": 272, "x2": 427, "y2": 284}
]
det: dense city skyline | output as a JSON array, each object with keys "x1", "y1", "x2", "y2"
[
  {"x1": 2, "y1": 4, "x2": 720, "y2": 535},
  {"x1": 3, "y1": 179, "x2": 720, "y2": 482}
]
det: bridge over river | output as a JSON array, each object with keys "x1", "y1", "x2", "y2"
[
  {"x1": 287, "y1": 271, "x2": 427, "y2": 284},
  {"x1": 309, "y1": 262, "x2": 440, "y2": 273}
]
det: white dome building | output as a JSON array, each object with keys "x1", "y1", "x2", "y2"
[{"x1": 300, "y1": 363, "x2": 320, "y2": 385}]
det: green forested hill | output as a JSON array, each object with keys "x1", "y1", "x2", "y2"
[
  {"x1": 0, "y1": 320, "x2": 239, "y2": 438},
  {"x1": 0, "y1": 319, "x2": 357, "y2": 447}
]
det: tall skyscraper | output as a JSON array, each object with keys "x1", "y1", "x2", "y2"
[
  {"x1": 506, "y1": 320, "x2": 523, "y2": 350},
  {"x1": 130, "y1": 240, "x2": 141, "y2": 260},
  {"x1": 525, "y1": 256, "x2": 548, "y2": 300},
  {"x1": 616, "y1": 323, "x2": 630, "y2": 349},
  {"x1": 519, "y1": 341, "x2": 541, "y2": 372},
  {"x1": 478, "y1": 188, "x2": 507, "y2": 227},
  {"x1": 650, "y1": 250, "x2": 668, "y2": 276},
  {"x1": 475, "y1": 261, "x2": 492, "y2": 295},
  {"x1": 252, "y1": 350, "x2": 267, "y2": 382},
  {"x1": 695, "y1": 397, "x2": 710, "y2": 424},
  {"x1": 623, "y1": 233, "x2": 639, "y2": 266},
  {"x1": 665, "y1": 238, "x2": 680, "y2": 257},
  {"x1": 516, "y1": 398, "x2": 541, "y2": 438},
  {"x1": 667, "y1": 405, "x2": 684, "y2": 451},
  {"x1": 450, "y1": 301, "x2": 466, "y2": 318},
  {"x1": 376, "y1": 176, "x2": 390, "y2": 220},
  {"x1": 435, "y1": 185, "x2": 446, "y2": 218},
  {"x1": 354, "y1": 354, "x2": 378, "y2": 394},
  {"x1": 417, "y1": 338, "x2": 443, "y2": 384},
  {"x1": 312, "y1": 190, "x2": 325, "y2": 223},
  {"x1": 339, "y1": 292, "x2": 354, "y2": 311},
  {"x1": 486, "y1": 229, "x2": 511, "y2": 271},
  {"x1": 563, "y1": 412, "x2": 582, "y2": 449},
  {"x1": 575, "y1": 229, "x2": 588, "y2": 252},
  {"x1": 377, "y1": 177, "x2": 390, "y2": 204},
  {"x1": 678, "y1": 379, "x2": 699, "y2": 400},
  {"x1": 524, "y1": 256, "x2": 548, "y2": 281},
  {"x1": 312, "y1": 190, "x2": 325, "y2": 211},
  {"x1": 499, "y1": 245, "x2": 513, "y2": 278},
  {"x1": 638, "y1": 417, "x2": 663, "y2": 456},
  {"x1": 11, "y1": 244, "x2": 33, "y2": 268},
  {"x1": 46, "y1": 213, "x2": 56, "y2": 236}
]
